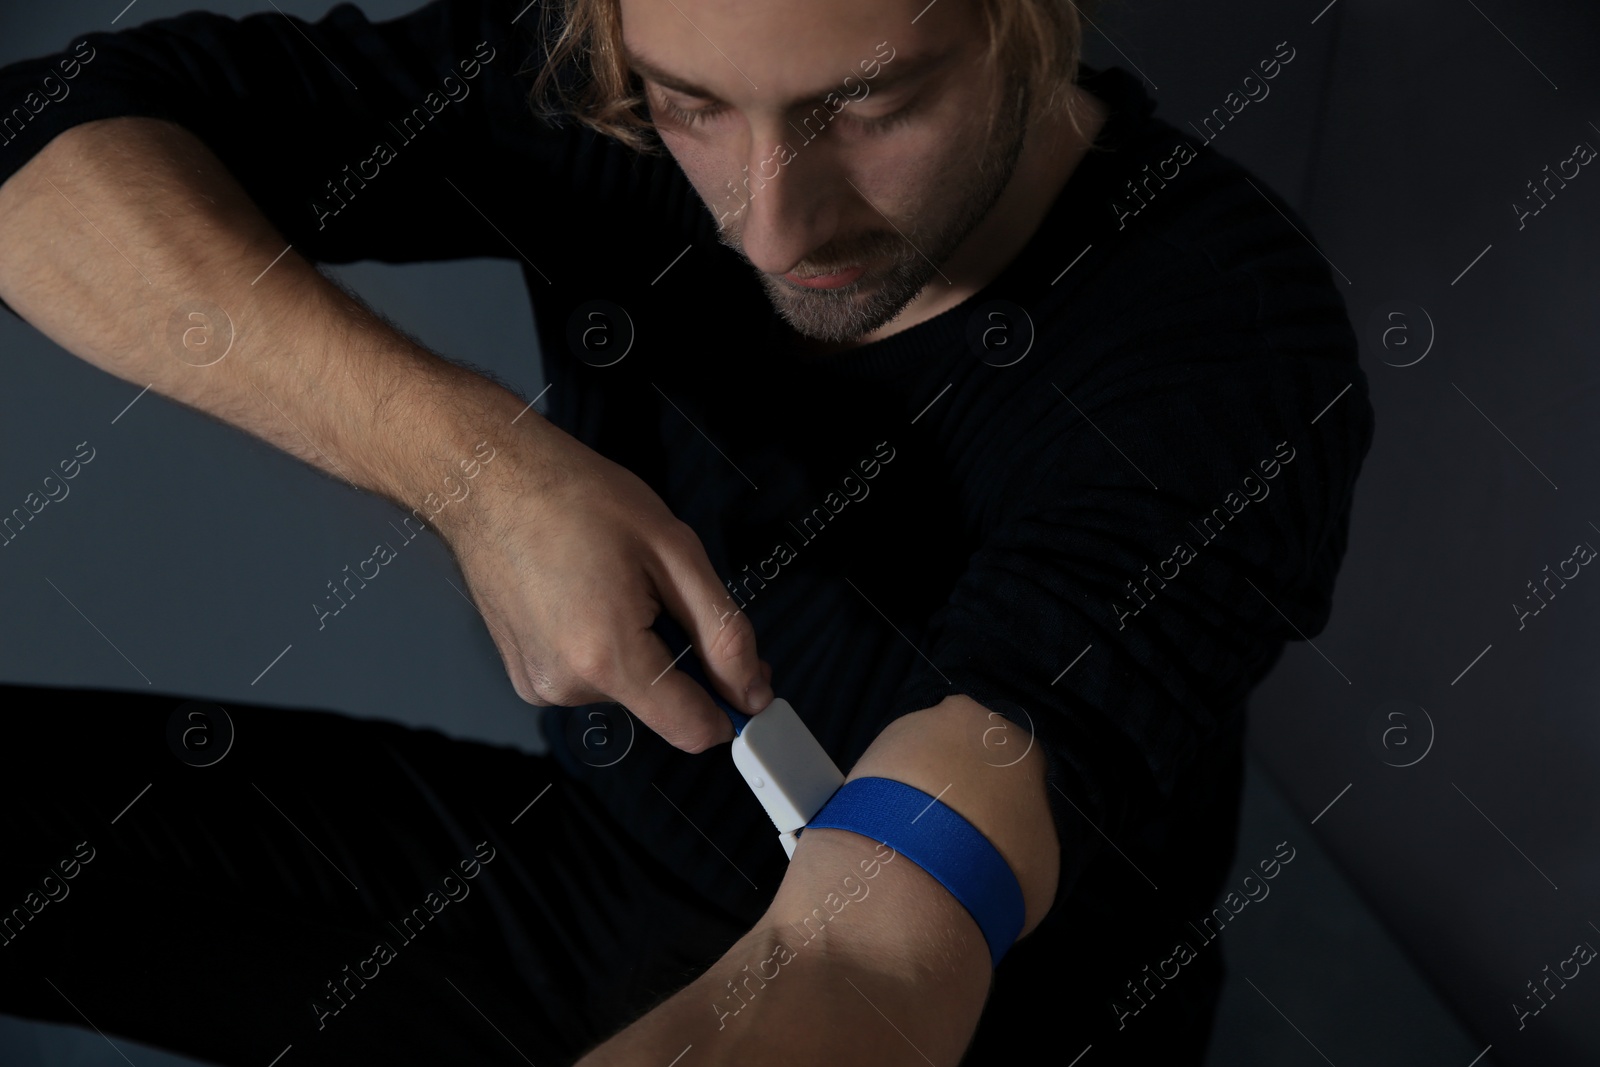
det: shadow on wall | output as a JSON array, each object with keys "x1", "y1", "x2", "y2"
[{"x1": 1079, "y1": 2, "x2": 1600, "y2": 1065}]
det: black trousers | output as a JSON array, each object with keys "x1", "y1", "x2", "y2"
[{"x1": 0, "y1": 684, "x2": 1229, "y2": 1066}]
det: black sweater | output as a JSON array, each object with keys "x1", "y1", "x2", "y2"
[{"x1": 0, "y1": 0, "x2": 1372, "y2": 1027}]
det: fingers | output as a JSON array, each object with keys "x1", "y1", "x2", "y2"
[
  {"x1": 485, "y1": 621, "x2": 554, "y2": 707},
  {"x1": 655, "y1": 521, "x2": 774, "y2": 718},
  {"x1": 471, "y1": 512, "x2": 771, "y2": 754},
  {"x1": 492, "y1": 613, "x2": 729, "y2": 753},
  {"x1": 607, "y1": 624, "x2": 733, "y2": 753}
]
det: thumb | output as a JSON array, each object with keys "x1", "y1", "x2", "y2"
[{"x1": 656, "y1": 530, "x2": 774, "y2": 717}]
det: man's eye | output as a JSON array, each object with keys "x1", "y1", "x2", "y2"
[
  {"x1": 846, "y1": 104, "x2": 915, "y2": 134},
  {"x1": 658, "y1": 94, "x2": 724, "y2": 128},
  {"x1": 653, "y1": 91, "x2": 913, "y2": 135}
]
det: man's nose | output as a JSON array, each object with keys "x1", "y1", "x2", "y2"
[{"x1": 731, "y1": 131, "x2": 844, "y2": 277}]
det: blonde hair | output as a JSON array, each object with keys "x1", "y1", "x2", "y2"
[{"x1": 523, "y1": 0, "x2": 1100, "y2": 154}]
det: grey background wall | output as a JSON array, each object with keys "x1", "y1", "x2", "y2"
[{"x1": 1, "y1": 0, "x2": 1596, "y2": 1064}]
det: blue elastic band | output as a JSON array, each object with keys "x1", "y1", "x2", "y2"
[{"x1": 805, "y1": 776, "x2": 1025, "y2": 967}]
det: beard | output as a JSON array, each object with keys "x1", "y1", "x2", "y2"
[{"x1": 715, "y1": 72, "x2": 1033, "y2": 347}]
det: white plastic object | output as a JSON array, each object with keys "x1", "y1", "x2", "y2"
[{"x1": 729, "y1": 697, "x2": 845, "y2": 860}]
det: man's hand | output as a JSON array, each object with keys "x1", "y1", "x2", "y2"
[
  {"x1": 0, "y1": 117, "x2": 772, "y2": 752},
  {"x1": 435, "y1": 420, "x2": 773, "y2": 753},
  {"x1": 576, "y1": 693, "x2": 1060, "y2": 1065}
]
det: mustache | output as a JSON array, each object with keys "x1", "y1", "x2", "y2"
[{"x1": 718, "y1": 227, "x2": 906, "y2": 277}]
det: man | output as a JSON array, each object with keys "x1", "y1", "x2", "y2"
[{"x1": 0, "y1": 0, "x2": 1371, "y2": 1064}]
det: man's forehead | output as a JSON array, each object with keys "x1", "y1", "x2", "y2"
[
  {"x1": 622, "y1": 42, "x2": 942, "y2": 106},
  {"x1": 618, "y1": 0, "x2": 949, "y2": 105}
]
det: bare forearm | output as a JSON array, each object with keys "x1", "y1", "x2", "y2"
[
  {"x1": 579, "y1": 804, "x2": 998, "y2": 1066},
  {"x1": 0, "y1": 116, "x2": 543, "y2": 519},
  {"x1": 581, "y1": 901, "x2": 985, "y2": 1067}
]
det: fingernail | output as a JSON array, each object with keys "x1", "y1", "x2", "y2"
[{"x1": 746, "y1": 679, "x2": 775, "y2": 713}]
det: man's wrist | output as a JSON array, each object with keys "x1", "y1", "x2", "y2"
[{"x1": 334, "y1": 339, "x2": 552, "y2": 543}]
